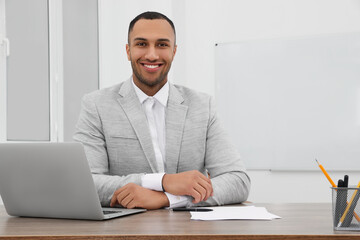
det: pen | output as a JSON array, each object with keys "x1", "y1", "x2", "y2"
[
  {"x1": 344, "y1": 175, "x2": 349, "y2": 187},
  {"x1": 172, "y1": 208, "x2": 213, "y2": 212},
  {"x1": 334, "y1": 179, "x2": 345, "y2": 226}
]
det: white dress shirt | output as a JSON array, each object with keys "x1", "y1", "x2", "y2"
[{"x1": 132, "y1": 79, "x2": 189, "y2": 208}]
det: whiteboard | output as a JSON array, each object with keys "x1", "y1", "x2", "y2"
[{"x1": 215, "y1": 32, "x2": 360, "y2": 170}]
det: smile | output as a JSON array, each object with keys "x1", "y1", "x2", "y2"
[
  {"x1": 141, "y1": 63, "x2": 163, "y2": 72},
  {"x1": 144, "y1": 64, "x2": 159, "y2": 69}
]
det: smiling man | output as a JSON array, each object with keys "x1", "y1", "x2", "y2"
[{"x1": 74, "y1": 11, "x2": 250, "y2": 210}]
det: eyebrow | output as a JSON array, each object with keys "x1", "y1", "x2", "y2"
[
  {"x1": 157, "y1": 38, "x2": 171, "y2": 42},
  {"x1": 133, "y1": 37, "x2": 147, "y2": 42},
  {"x1": 133, "y1": 37, "x2": 171, "y2": 42}
]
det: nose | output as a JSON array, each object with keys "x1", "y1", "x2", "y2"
[{"x1": 145, "y1": 46, "x2": 159, "y2": 61}]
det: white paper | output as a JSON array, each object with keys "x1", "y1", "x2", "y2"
[{"x1": 190, "y1": 206, "x2": 281, "y2": 221}]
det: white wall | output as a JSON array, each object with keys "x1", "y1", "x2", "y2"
[{"x1": 99, "y1": 0, "x2": 360, "y2": 203}]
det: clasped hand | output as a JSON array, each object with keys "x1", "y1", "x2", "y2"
[
  {"x1": 162, "y1": 170, "x2": 213, "y2": 203},
  {"x1": 110, "y1": 170, "x2": 213, "y2": 209},
  {"x1": 110, "y1": 183, "x2": 169, "y2": 209}
]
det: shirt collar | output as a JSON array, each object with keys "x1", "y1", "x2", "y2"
[{"x1": 132, "y1": 78, "x2": 169, "y2": 107}]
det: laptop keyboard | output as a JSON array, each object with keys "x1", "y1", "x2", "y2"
[{"x1": 103, "y1": 210, "x2": 122, "y2": 215}]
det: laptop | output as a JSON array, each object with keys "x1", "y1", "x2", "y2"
[{"x1": 0, "y1": 142, "x2": 146, "y2": 220}]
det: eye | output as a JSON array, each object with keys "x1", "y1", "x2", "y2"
[
  {"x1": 136, "y1": 42, "x2": 147, "y2": 47},
  {"x1": 158, "y1": 43, "x2": 169, "y2": 47}
]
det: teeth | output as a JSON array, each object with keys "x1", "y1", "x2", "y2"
[{"x1": 144, "y1": 64, "x2": 159, "y2": 69}]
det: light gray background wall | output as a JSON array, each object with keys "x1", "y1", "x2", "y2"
[
  {"x1": 63, "y1": 0, "x2": 99, "y2": 141},
  {"x1": 6, "y1": 0, "x2": 50, "y2": 141}
]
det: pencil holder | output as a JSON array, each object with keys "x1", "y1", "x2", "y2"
[{"x1": 332, "y1": 187, "x2": 360, "y2": 231}]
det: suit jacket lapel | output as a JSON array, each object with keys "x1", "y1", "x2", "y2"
[
  {"x1": 116, "y1": 78, "x2": 158, "y2": 173},
  {"x1": 165, "y1": 84, "x2": 188, "y2": 174}
]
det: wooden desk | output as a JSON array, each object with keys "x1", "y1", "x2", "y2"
[{"x1": 0, "y1": 203, "x2": 359, "y2": 239}]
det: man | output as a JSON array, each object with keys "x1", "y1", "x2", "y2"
[{"x1": 74, "y1": 11, "x2": 250, "y2": 210}]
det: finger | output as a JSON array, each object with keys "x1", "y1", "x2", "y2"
[
  {"x1": 110, "y1": 186, "x2": 128, "y2": 207},
  {"x1": 195, "y1": 177, "x2": 211, "y2": 198},
  {"x1": 119, "y1": 193, "x2": 133, "y2": 208},
  {"x1": 126, "y1": 199, "x2": 137, "y2": 209},
  {"x1": 110, "y1": 194, "x2": 117, "y2": 207},
  {"x1": 116, "y1": 190, "x2": 131, "y2": 207},
  {"x1": 110, "y1": 191, "x2": 122, "y2": 207},
  {"x1": 207, "y1": 177, "x2": 214, "y2": 196},
  {"x1": 194, "y1": 183, "x2": 208, "y2": 201},
  {"x1": 210, "y1": 181, "x2": 214, "y2": 196},
  {"x1": 191, "y1": 188, "x2": 202, "y2": 203},
  {"x1": 197, "y1": 172, "x2": 212, "y2": 184},
  {"x1": 198, "y1": 178, "x2": 213, "y2": 200}
]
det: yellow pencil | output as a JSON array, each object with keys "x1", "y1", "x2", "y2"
[{"x1": 315, "y1": 159, "x2": 336, "y2": 187}]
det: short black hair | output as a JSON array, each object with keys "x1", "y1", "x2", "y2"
[{"x1": 128, "y1": 11, "x2": 176, "y2": 44}]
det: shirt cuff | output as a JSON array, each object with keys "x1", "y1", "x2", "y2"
[
  {"x1": 164, "y1": 192, "x2": 191, "y2": 208},
  {"x1": 141, "y1": 173, "x2": 165, "y2": 192}
]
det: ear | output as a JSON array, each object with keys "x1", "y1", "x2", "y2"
[
  {"x1": 172, "y1": 45, "x2": 177, "y2": 60},
  {"x1": 126, "y1": 44, "x2": 131, "y2": 61}
]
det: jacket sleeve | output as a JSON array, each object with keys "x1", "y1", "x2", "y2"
[
  {"x1": 73, "y1": 93, "x2": 145, "y2": 206},
  {"x1": 191, "y1": 96, "x2": 251, "y2": 207}
]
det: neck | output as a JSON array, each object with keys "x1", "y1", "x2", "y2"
[{"x1": 133, "y1": 78, "x2": 167, "y2": 96}]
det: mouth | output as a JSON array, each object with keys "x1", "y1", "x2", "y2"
[{"x1": 141, "y1": 63, "x2": 163, "y2": 72}]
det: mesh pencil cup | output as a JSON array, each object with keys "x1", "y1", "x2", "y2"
[{"x1": 332, "y1": 187, "x2": 360, "y2": 231}]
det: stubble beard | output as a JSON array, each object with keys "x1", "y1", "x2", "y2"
[{"x1": 131, "y1": 60, "x2": 171, "y2": 88}]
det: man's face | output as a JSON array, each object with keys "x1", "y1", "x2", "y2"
[{"x1": 126, "y1": 19, "x2": 177, "y2": 94}]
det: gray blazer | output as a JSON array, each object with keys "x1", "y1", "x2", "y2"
[{"x1": 74, "y1": 78, "x2": 250, "y2": 207}]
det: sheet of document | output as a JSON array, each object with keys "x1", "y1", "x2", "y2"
[{"x1": 190, "y1": 206, "x2": 281, "y2": 221}]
